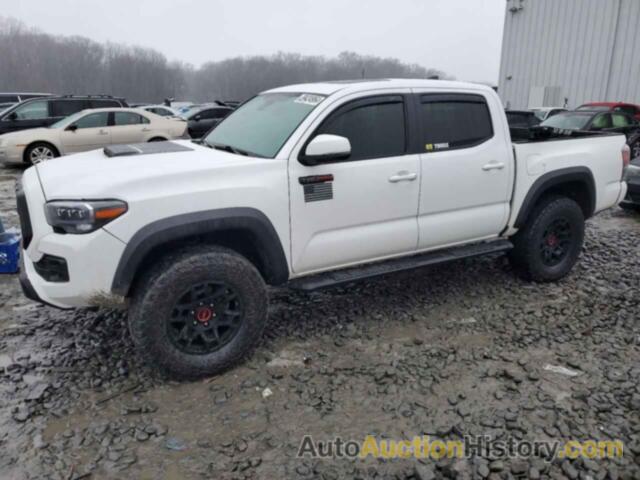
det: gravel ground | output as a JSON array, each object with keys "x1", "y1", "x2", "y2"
[{"x1": 0, "y1": 165, "x2": 639, "y2": 479}]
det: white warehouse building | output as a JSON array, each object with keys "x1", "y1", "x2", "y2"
[{"x1": 498, "y1": 0, "x2": 640, "y2": 110}]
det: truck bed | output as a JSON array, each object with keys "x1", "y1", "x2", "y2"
[{"x1": 507, "y1": 130, "x2": 627, "y2": 234}]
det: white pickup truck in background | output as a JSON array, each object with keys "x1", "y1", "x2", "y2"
[{"x1": 16, "y1": 79, "x2": 629, "y2": 377}]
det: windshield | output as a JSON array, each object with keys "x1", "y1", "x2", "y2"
[
  {"x1": 203, "y1": 92, "x2": 326, "y2": 158},
  {"x1": 540, "y1": 113, "x2": 591, "y2": 130},
  {"x1": 576, "y1": 105, "x2": 609, "y2": 112},
  {"x1": 49, "y1": 110, "x2": 88, "y2": 129}
]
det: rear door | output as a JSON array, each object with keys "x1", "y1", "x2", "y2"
[
  {"x1": 59, "y1": 111, "x2": 111, "y2": 154},
  {"x1": 111, "y1": 111, "x2": 150, "y2": 144},
  {"x1": 288, "y1": 92, "x2": 421, "y2": 273},
  {"x1": 50, "y1": 99, "x2": 90, "y2": 124},
  {"x1": 413, "y1": 91, "x2": 512, "y2": 249}
]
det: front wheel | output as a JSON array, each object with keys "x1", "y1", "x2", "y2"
[
  {"x1": 508, "y1": 196, "x2": 585, "y2": 282},
  {"x1": 25, "y1": 142, "x2": 59, "y2": 165},
  {"x1": 128, "y1": 246, "x2": 268, "y2": 378}
]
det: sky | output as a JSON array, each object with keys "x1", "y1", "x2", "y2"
[{"x1": 7, "y1": 0, "x2": 506, "y2": 84}]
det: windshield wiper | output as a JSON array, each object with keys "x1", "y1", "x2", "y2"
[{"x1": 209, "y1": 142, "x2": 251, "y2": 156}]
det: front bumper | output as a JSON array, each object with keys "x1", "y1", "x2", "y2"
[
  {"x1": 0, "y1": 145, "x2": 25, "y2": 165},
  {"x1": 17, "y1": 169, "x2": 127, "y2": 308}
]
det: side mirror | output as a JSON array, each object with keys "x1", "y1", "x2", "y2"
[
  {"x1": 6, "y1": 112, "x2": 17, "y2": 121},
  {"x1": 194, "y1": 115, "x2": 202, "y2": 122},
  {"x1": 66, "y1": 124, "x2": 78, "y2": 132},
  {"x1": 300, "y1": 134, "x2": 351, "y2": 166}
]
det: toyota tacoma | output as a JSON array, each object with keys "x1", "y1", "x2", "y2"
[{"x1": 16, "y1": 79, "x2": 630, "y2": 377}]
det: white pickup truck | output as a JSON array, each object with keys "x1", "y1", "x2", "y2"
[{"x1": 16, "y1": 79, "x2": 629, "y2": 377}]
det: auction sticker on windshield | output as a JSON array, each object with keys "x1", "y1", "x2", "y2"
[{"x1": 294, "y1": 94, "x2": 325, "y2": 106}]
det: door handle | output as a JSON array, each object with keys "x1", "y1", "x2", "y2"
[
  {"x1": 482, "y1": 162, "x2": 505, "y2": 171},
  {"x1": 98, "y1": 130, "x2": 109, "y2": 135},
  {"x1": 388, "y1": 171, "x2": 417, "y2": 183},
  {"x1": 142, "y1": 128, "x2": 151, "y2": 132}
]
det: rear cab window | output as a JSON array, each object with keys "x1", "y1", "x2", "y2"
[{"x1": 419, "y1": 93, "x2": 494, "y2": 152}]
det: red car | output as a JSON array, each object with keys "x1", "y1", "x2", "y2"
[{"x1": 576, "y1": 102, "x2": 640, "y2": 122}]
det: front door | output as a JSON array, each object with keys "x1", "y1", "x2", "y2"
[
  {"x1": 288, "y1": 94, "x2": 420, "y2": 274},
  {"x1": 413, "y1": 91, "x2": 512, "y2": 249},
  {"x1": 60, "y1": 112, "x2": 111, "y2": 154},
  {"x1": 0, "y1": 99, "x2": 51, "y2": 134}
]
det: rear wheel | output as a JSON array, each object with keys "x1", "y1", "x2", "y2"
[
  {"x1": 128, "y1": 246, "x2": 268, "y2": 378},
  {"x1": 148, "y1": 137, "x2": 167, "y2": 142},
  {"x1": 508, "y1": 196, "x2": 585, "y2": 282},
  {"x1": 25, "y1": 142, "x2": 59, "y2": 165}
]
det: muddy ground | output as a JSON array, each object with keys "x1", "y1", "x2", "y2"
[{"x1": 0, "y1": 164, "x2": 639, "y2": 480}]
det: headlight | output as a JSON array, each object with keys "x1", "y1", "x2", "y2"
[
  {"x1": 44, "y1": 200, "x2": 127, "y2": 234},
  {"x1": 624, "y1": 164, "x2": 640, "y2": 181}
]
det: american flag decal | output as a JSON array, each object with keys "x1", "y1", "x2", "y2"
[{"x1": 303, "y1": 182, "x2": 333, "y2": 202}]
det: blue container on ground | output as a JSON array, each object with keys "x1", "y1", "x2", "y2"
[{"x1": 0, "y1": 218, "x2": 21, "y2": 274}]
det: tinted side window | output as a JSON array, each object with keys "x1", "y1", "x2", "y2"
[
  {"x1": 90, "y1": 100, "x2": 121, "y2": 108},
  {"x1": 611, "y1": 113, "x2": 630, "y2": 128},
  {"x1": 114, "y1": 112, "x2": 148, "y2": 125},
  {"x1": 75, "y1": 112, "x2": 109, "y2": 129},
  {"x1": 316, "y1": 97, "x2": 405, "y2": 161},
  {"x1": 0, "y1": 95, "x2": 19, "y2": 102},
  {"x1": 591, "y1": 114, "x2": 611, "y2": 129},
  {"x1": 51, "y1": 100, "x2": 88, "y2": 117},
  {"x1": 506, "y1": 112, "x2": 530, "y2": 127},
  {"x1": 419, "y1": 94, "x2": 493, "y2": 151},
  {"x1": 13, "y1": 100, "x2": 50, "y2": 120}
]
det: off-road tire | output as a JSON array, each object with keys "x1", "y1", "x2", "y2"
[
  {"x1": 128, "y1": 246, "x2": 268, "y2": 379},
  {"x1": 508, "y1": 196, "x2": 585, "y2": 282}
]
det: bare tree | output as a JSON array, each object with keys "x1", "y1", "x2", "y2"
[{"x1": 0, "y1": 16, "x2": 449, "y2": 103}]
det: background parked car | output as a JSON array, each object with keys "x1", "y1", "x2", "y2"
[
  {"x1": 0, "y1": 95, "x2": 128, "y2": 135},
  {"x1": 183, "y1": 105, "x2": 233, "y2": 138},
  {"x1": 576, "y1": 102, "x2": 640, "y2": 122},
  {"x1": 620, "y1": 156, "x2": 640, "y2": 211},
  {"x1": 0, "y1": 92, "x2": 51, "y2": 103},
  {"x1": 506, "y1": 110, "x2": 541, "y2": 141},
  {"x1": 0, "y1": 108, "x2": 187, "y2": 165},
  {"x1": 506, "y1": 110, "x2": 540, "y2": 128},
  {"x1": 139, "y1": 105, "x2": 180, "y2": 117},
  {"x1": 540, "y1": 110, "x2": 637, "y2": 133},
  {"x1": 531, "y1": 107, "x2": 566, "y2": 121}
]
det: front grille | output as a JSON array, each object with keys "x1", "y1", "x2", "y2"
[{"x1": 15, "y1": 182, "x2": 33, "y2": 249}]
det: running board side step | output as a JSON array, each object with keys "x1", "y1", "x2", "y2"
[{"x1": 288, "y1": 239, "x2": 513, "y2": 291}]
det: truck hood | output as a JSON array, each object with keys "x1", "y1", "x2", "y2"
[{"x1": 36, "y1": 140, "x2": 268, "y2": 199}]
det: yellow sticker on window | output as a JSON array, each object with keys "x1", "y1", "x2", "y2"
[{"x1": 425, "y1": 144, "x2": 434, "y2": 151}]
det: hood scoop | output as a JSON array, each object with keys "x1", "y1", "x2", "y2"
[{"x1": 104, "y1": 142, "x2": 193, "y2": 158}]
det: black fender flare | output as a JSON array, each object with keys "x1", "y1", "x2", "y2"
[
  {"x1": 513, "y1": 166, "x2": 596, "y2": 229},
  {"x1": 111, "y1": 207, "x2": 289, "y2": 296}
]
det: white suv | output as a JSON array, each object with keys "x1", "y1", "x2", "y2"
[{"x1": 17, "y1": 79, "x2": 629, "y2": 377}]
